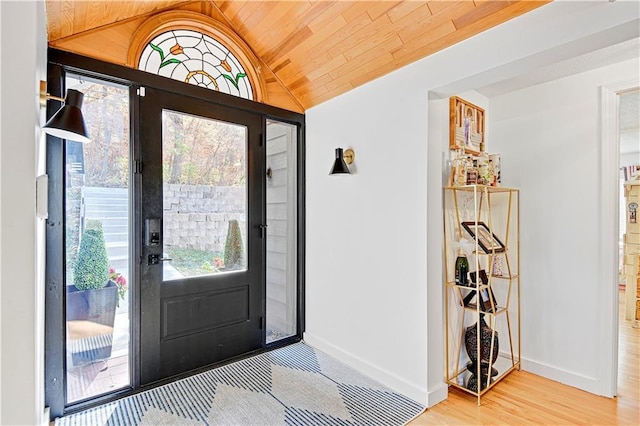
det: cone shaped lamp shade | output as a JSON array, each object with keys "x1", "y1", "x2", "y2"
[
  {"x1": 43, "y1": 89, "x2": 91, "y2": 143},
  {"x1": 330, "y1": 148, "x2": 351, "y2": 174}
]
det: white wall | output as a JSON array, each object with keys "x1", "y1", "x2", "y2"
[
  {"x1": 305, "y1": 1, "x2": 639, "y2": 406},
  {"x1": 489, "y1": 59, "x2": 639, "y2": 394},
  {"x1": 0, "y1": 1, "x2": 48, "y2": 424}
]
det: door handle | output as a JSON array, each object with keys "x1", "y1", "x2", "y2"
[
  {"x1": 148, "y1": 254, "x2": 173, "y2": 265},
  {"x1": 259, "y1": 224, "x2": 268, "y2": 238}
]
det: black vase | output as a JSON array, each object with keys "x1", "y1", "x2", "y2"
[
  {"x1": 466, "y1": 373, "x2": 494, "y2": 393},
  {"x1": 464, "y1": 316, "x2": 499, "y2": 368}
]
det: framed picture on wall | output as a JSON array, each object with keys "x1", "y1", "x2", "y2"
[{"x1": 449, "y1": 96, "x2": 485, "y2": 155}]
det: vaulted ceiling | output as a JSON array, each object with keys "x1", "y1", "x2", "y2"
[{"x1": 46, "y1": 1, "x2": 550, "y2": 112}]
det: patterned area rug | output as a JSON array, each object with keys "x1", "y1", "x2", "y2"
[{"x1": 56, "y1": 342, "x2": 424, "y2": 425}]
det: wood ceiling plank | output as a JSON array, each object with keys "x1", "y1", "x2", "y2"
[
  {"x1": 212, "y1": 0, "x2": 233, "y2": 15},
  {"x1": 364, "y1": 1, "x2": 404, "y2": 21},
  {"x1": 305, "y1": 72, "x2": 333, "y2": 91},
  {"x1": 262, "y1": 25, "x2": 314, "y2": 65},
  {"x1": 278, "y1": 13, "x2": 364, "y2": 84},
  {"x1": 251, "y1": 1, "x2": 317, "y2": 54},
  {"x1": 58, "y1": 1, "x2": 78, "y2": 41},
  {"x1": 255, "y1": 1, "x2": 338, "y2": 61},
  {"x1": 225, "y1": 2, "x2": 274, "y2": 41},
  {"x1": 49, "y1": 19, "x2": 145, "y2": 66},
  {"x1": 272, "y1": 12, "x2": 349, "y2": 82},
  {"x1": 392, "y1": 19, "x2": 457, "y2": 60},
  {"x1": 453, "y1": 1, "x2": 516, "y2": 30},
  {"x1": 387, "y1": 1, "x2": 430, "y2": 24},
  {"x1": 341, "y1": 16, "x2": 398, "y2": 62},
  {"x1": 179, "y1": 1, "x2": 228, "y2": 23},
  {"x1": 269, "y1": 2, "x2": 354, "y2": 83},
  {"x1": 283, "y1": 10, "x2": 371, "y2": 77},
  {"x1": 303, "y1": 53, "x2": 348, "y2": 82},
  {"x1": 331, "y1": 12, "x2": 394, "y2": 59},
  {"x1": 327, "y1": 35, "x2": 400, "y2": 85},
  {"x1": 397, "y1": 1, "x2": 474, "y2": 44},
  {"x1": 340, "y1": 1, "x2": 374, "y2": 23},
  {"x1": 45, "y1": 1, "x2": 62, "y2": 41},
  {"x1": 271, "y1": 58, "x2": 291, "y2": 75},
  {"x1": 289, "y1": 75, "x2": 310, "y2": 92},
  {"x1": 297, "y1": 85, "x2": 329, "y2": 108},
  {"x1": 84, "y1": 2, "x2": 109, "y2": 35},
  {"x1": 305, "y1": 81, "x2": 353, "y2": 107},
  {"x1": 427, "y1": 0, "x2": 466, "y2": 16}
]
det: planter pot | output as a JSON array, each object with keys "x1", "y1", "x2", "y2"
[{"x1": 66, "y1": 281, "x2": 118, "y2": 365}]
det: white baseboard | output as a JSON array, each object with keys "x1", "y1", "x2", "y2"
[
  {"x1": 522, "y1": 357, "x2": 601, "y2": 395},
  {"x1": 303, "y1": 333, "x2": 429, "y2": 406},
  {"x1": 425, "y1": 382, "x2": 448, "y2": 408}
]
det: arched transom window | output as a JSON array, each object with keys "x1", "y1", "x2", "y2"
[{"x1": 139, "y1": 29, "x2": 253, "y2": 100}]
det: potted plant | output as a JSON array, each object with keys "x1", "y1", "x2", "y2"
[
  {"x1": 66, "y1": 220, "x2": 123, "y2": 365},
  {"x1": 223, "y1": 219, "x2": 245, "y2": 270}
]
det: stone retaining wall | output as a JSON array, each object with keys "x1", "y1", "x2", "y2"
[{"x1": 163, "y1": 184, "x2": 246, "y2": 252}]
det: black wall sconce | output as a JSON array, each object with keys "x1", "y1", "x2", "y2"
[
  {"x1": 40, "y1": 80, "x2": 91, "y2": 143},
  {"x1": 329, "y1": 147, "x2": 355, "y2": 175}
]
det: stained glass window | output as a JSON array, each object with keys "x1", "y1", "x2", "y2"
[{"x1": 139, "y1": 29, "x2": 253, "y2": 100}]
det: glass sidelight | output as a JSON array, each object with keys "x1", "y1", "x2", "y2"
[
  {"x1": 265, "y1": 119, "x2": 298, "y2": 344},
  {"x1": 64, "y1": 75, "x2": 131, "y2": 403}
]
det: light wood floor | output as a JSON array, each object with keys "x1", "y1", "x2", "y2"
[{"x1": 411, "y1": 291, "x2": 639, "y2": 425}]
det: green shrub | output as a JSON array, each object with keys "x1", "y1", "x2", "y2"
[
  {"x1": 74, "y1": 220, "x2": 109, "y2": 290},
  {"x1": 223, "y1": 219, "x2": 245, "y2": 270}
]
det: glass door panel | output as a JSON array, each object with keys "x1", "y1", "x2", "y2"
[
  {"x1": 162, "y1": 110, "x2": 248, "y2": 279},
  {"x1": 64, "y1": 75, "x2": 131, "y2": 403},
  {"x1": 265, "y1": 119, "x2": 298, "y2": 344}
]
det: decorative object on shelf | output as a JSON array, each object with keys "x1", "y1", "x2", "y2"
[
  {"x1": 477, "y1": 144, "x2": 491, "y2": 185},
  {"x1": 469, "y1": 270, "x2": 497, "y2": 313},
  {"x1": 329, "y1": 147, "x2": 355, "y2": 175},
  {"x1": 455, "y1": 248, "x2": 469, "y2": 286},
  {"x1": 629, "y1": 202, "x2": 638, "y2": 223},
  {"x1": 464, "y1": 316, "x2": 499, "y2": 371},
  {"x1": 493, "y1": 255, "x2": 504, "y2": 277},
  {"x1": 466, "y1": 371, "x2": 494, "y2": 393},
  {"x1": 449, "y1": 96, "x2": 485, "y2": 155},
  {"x1": 451, "y1": 149, "x2": 468, "y2": 186},
  {"x1": 461, "y1": 272, "x2": 497, "y2": 313},
  {"x1": 462, "y1": 221, "x2": 506, "y2": 254},
  {"x1": 489, "y1": 153, "x2": 501, "y2": 184},
  {"x1": 464, "y1": 316, "x2": 499, "y2": 393}
]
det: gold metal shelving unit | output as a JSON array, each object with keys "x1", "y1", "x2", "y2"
[{"x1": 443, "y1": 185, "x2": 520, "y2": 405}]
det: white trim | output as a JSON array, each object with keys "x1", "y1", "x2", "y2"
[
  {"x1": 425, "y1": 382, "x2": 448, "y2": 408},
  {"x1": 599, "y1": 78, "x2": 640, "y2": 398},
  {"x1": 522, "y1": 357, "x2": 600, "y2": 395},
  {"x1": 303, "y1": 333, "x2": 429, "y2": 406}
]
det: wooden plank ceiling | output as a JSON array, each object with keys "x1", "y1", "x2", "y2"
[{"x1": 46, "y1": 1, "x2": 549, "y2": 111}]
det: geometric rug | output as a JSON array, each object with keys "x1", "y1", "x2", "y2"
[{"x1": 55, "y1": 342, "x2": 425, "y2": 425}]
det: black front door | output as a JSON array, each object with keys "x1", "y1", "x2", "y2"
[{"x1": 138, "y1": 87, "x2": 264, "y2": 385}]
